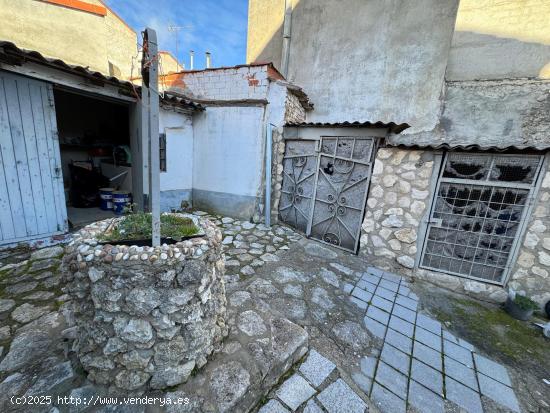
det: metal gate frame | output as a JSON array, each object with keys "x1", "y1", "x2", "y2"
[
  {"x1": 418, "y1": 152, "x2": 546, "y2": 286},
  {"x1": 279, "y1": 135, "x2": 377, "y2": 253}
]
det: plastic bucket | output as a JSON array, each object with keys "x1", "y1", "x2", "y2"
[
  {"x1": 112, "y1": 191, "x2": 131, "y2": 215},
  {"x1": 99, "y1": 188, "x2": 114, "y2": 211}
]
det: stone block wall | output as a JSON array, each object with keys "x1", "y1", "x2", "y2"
[
  {"x1": 359, "y1": 147, "x2": 434, "y2": 272},
  {"x1": 270, "y1": 127, "x2": 286, "y2": 223},
  {"x1": 361, "y1": 148, "x2": 550, "y2": 307},
  {"x1": 63, "y1": 215, "x2": 227, "y2": 392},
  {"x1": 508, "y1": 163, "x2": 550, "y2": 306}
]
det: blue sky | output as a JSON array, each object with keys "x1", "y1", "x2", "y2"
[{"x1": 103, "y1": 0, "x2": 249, "y2": 70}]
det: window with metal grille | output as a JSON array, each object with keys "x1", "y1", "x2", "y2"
[
  {"x1": 420, "y1": 153, "x2": 543, "y2": 285},
  {"x1": 159, "y1": 133, "x2": 167, "y2": 172}
]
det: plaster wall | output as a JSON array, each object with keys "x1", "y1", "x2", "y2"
[
  {"x1": 0, "y1": 0, "x2": 107, "y2": 74},
  {"x1": 159, "y1": 109, "x2": 194, "y2": 212},
  {"x1": 447, "y1": 0, "x2": 550, "y2": 80},
  {"x1": 0, "y1": 0, "x2": 137, "y2": 79},
  {"x1": 246, "y1": 0, "x2": 285, "y2": 67},
  {"x1": 104, "y1": 6, "x2": 138, "y2": 79},
  {"x1": 191, "y1": 106, "x2": 266, "y2": 218},
  {"x1": 247, "y1": 0, "x2": 459, "y2": 133},
  {"x1": 389, "y1": 79, "x2": 550, "y2": 149}
]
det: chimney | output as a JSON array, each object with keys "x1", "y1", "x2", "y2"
[
  {"x1": 189, "y1": 50, "x2": 194, "y2": 70},
  {"x1": 205, "y1": 51, "x2": 211, "y2": 68}
]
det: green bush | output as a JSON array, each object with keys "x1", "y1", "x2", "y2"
[
  {"x1": 513, "y1": 294, "x2": 540, "y2": 311},
  {"x1": 100, "y1": 213, "x2": 198, "y2": 242}
]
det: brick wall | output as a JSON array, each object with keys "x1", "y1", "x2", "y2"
[{"x1": 173, "y1": 65, "x2": 270, "y2": 101}]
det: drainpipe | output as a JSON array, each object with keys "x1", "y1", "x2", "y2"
[
  {"x1": 189, "y1": 50, "x2": 194, "y2": 70},
  {"x1": 280, "y1": 0, "x2": 292, "y2": 77},
  {"x1": 265, "y1": 123, "x2": 274, "y2": 227},
  {"x1": 205, "y1": 52, "x2": 212, "y2": 68}
]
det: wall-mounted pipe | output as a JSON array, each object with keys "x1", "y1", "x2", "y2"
[
  {"x1": 265, "y1": 123, "x2": 274, "y2": 227},
  {"x1": 280, "y1": 0, "x2": 292, "y2": 78}
]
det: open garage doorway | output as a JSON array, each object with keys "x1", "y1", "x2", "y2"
[{"x1": 53, "y1": 88, "x2": 132, "y2": 228}]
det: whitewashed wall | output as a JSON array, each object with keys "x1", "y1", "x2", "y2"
[
  {"x1": 159, "y1": 108, "x2": 193, "y2": 212},
  {"x1": 191, "y1": 106, "x2": 266, "y2": 218}
]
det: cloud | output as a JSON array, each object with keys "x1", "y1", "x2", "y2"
[{"x1": 103, "y1": 0, "x2": 248, "y2": 68}]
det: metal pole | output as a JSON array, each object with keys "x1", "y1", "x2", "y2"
[
  {"x1": 144, "y1": 28, "x2": 161, "y2": 246},
  {"x1": 265, "y1": 123, "x2": 273, "y2": 227}
]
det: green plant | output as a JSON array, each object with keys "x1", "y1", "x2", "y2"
[
  {"x1": 513, "y1": 294, "x2": 540, "y2": 311},
  {"x1": 99, "y1": 212, "x2": 198, "y2": 242}
]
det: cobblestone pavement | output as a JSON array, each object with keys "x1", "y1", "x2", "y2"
[
  {"x1": 193, "y1": 211, "x2": 301, "y2": 283},
  {"x1": 0, "y1": 212, "x2": 534, "y2": 413}
]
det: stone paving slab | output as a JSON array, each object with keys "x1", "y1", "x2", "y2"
[
  {"x1": 375, "y1": 361, "x2": 408, "y2": 399},
  {"x1": 413, "y1": 341, "x2": 443, "y2": 372},
  {"x1": 477, "y1": 373, "x2": 520, "y2": 413},
  {"x1": 474, "y1": 353, "x2": 512, "y2": 387},
  {"x1": 381, "y1": 343, "x2": 410, "y2": 375},
  {"x1": 316, "y1": 378, "x2": 368, "y2": 413},
  {"x1": 276, "y1": 374, "x2": 316, "y2": 411},
  {"x1": 446, "y1": 377, "x2": 483, "y2": 413},
  {"x1": 444, "y1": 355, "x2": 478, "y2": 391},
  {"x1": 346, "y1": 266, "x2": 521, "y2": 413},
  {"x1": 299, "y1": 349, "x2": 336, "y2": 387},
  {"x1": 411, "y1": 358, "x2": 443, "y2": 396},
  {"x1": 408, "y1": 380, "x2": 444, "y2": 413},
  {"x1": 371, "y1": 382, "x2": 406, "y2": 413}
]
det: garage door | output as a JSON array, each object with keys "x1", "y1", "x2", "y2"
[{"x1": 0, "y1": 71, "x2": 67, "y2": 245}]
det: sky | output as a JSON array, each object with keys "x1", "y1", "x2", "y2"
[{"x1": 103, "y1": 0, "x2": 249, "y2": 70}]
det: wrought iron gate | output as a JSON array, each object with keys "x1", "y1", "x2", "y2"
[
  {"x1": 279, "y1": 137, "x2": 375, "y2": 252},
  {"x1": 420, "y1": 153, "x2": 544, "y2": 285}
]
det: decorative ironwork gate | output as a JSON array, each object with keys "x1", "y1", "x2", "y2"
[
  {"x1": 420, "y1": 153, "x2": 544, "y2": 285},
  {"x1": 279, "y1": 140, "x2": 318, "y2": 234},
  {"x1": 279, "y1": 137, "x2": 375, "y2": 253}
]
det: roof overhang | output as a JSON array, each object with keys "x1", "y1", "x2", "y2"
[
  {"x1": 0, "y1": 40, "x2": 202, "y2": 111},
  {"x1": 285, "y1": 121, "x2": 410, "y2": 134}
]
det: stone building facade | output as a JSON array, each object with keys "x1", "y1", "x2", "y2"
[
  {"x1": 248, "y1": 0, "x2": 550, "y2": 306},
  {"x1": 359, "y1": 148, "x2": 434, "y2": 272}
]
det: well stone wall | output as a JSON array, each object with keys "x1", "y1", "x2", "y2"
[{"x1": 63, "y1": 215, "x2": 227, "y2": 392}]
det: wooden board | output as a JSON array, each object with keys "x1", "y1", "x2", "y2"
[{"x1": 0, "y1": 71, "x2": 67, "y2": 245}]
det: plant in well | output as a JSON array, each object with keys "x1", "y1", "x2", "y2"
[{"x1": 99, "y1": 212, "x2": 198, "y2": 242}]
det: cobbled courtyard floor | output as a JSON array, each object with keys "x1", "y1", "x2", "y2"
[{"x1": 0, "y1": 211, "x2": 548, "y2": 412}]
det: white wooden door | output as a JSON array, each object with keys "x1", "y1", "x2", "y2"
[{"x1": 0, "y1": 71, "x2": 67, "y2": 245}]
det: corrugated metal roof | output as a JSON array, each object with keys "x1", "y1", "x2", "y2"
[
  {"x1": 385, "y1": 141, "x2": 550, "y2": 152},
  {"x1": 0, "y1": 40, "x2": 202, "y2": 111},
  {"x1": 285, "y1": 121, "x2": 410, "y2": 134}
]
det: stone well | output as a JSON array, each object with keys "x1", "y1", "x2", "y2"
[{"x1": 62, "y1": 214, "x2": 227, "y2": 392}]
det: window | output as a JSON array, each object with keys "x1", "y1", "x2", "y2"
[
  {"x1": 159, "y1": 133, "x2": 167, "y2": 172},
  {"x1": 420, "y1": 153, "x2": 543, "y2": 285}
]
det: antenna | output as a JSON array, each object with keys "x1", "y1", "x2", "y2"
[{"x1": 167, "y1": 24, "x2": 192, "y2": 68}]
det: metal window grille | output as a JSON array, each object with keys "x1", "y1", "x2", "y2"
[
  {"x1": 159, "y1": 133, "x2": 167, "y2": 172},
  {"x1": 420, "y1": 153, "x2": 544, "y2": 285}
]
